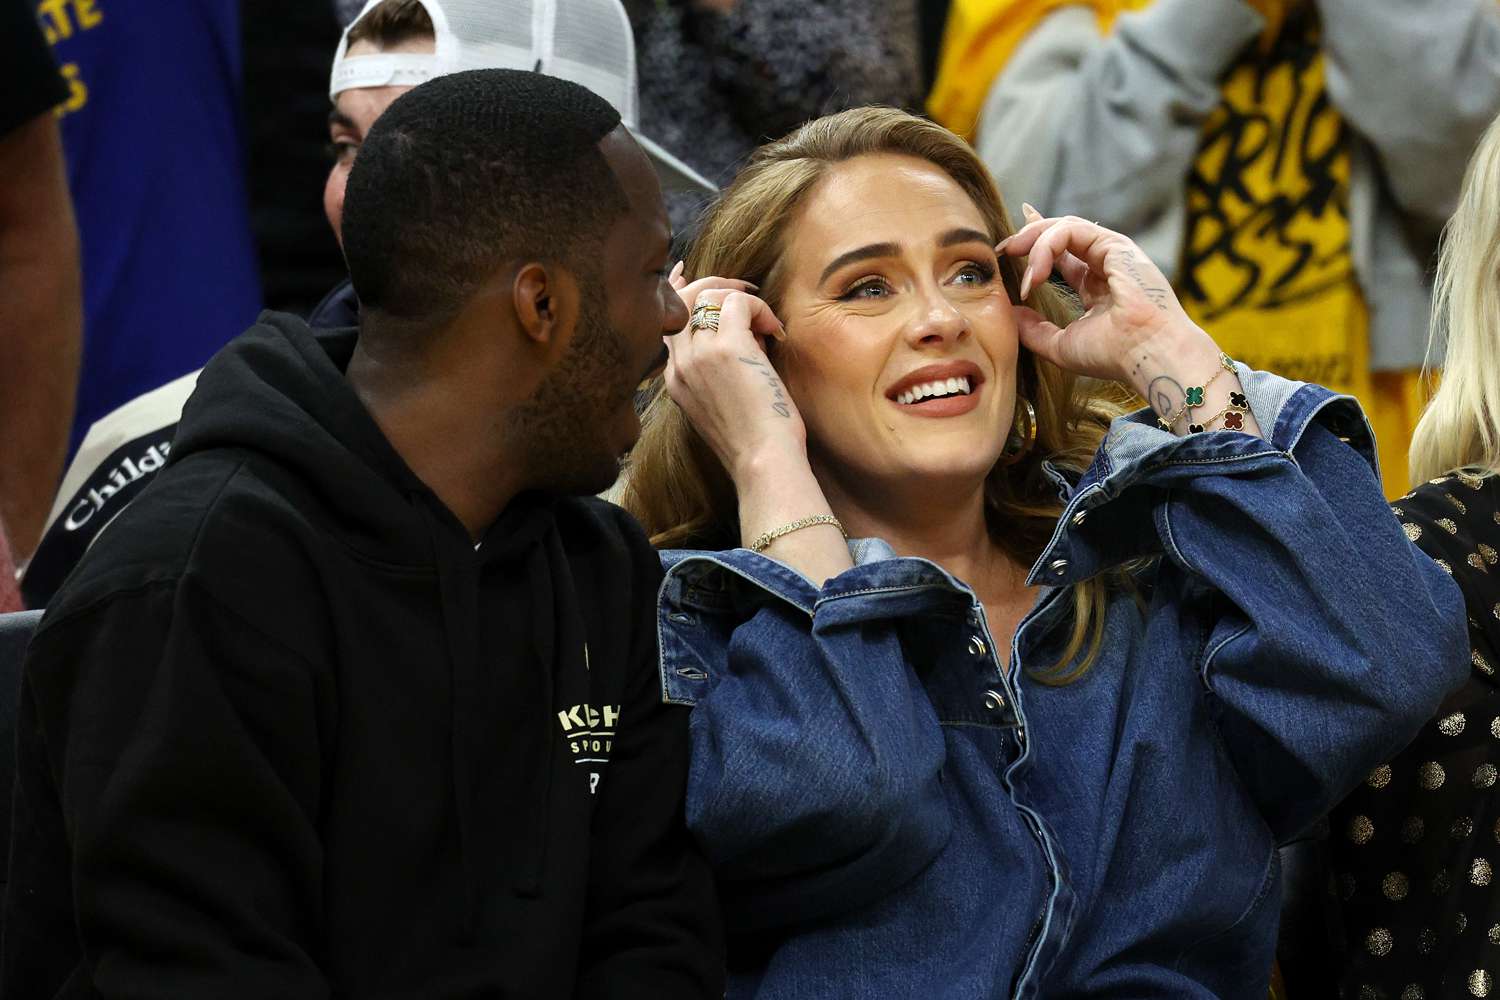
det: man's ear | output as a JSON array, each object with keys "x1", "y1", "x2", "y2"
[{"x1": 512, "y1": 262, "x2": 580, "y2": 353}]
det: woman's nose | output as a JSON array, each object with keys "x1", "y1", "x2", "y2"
[{"x1": 905, "y1": 286, "x2": 966, "y2": 347}]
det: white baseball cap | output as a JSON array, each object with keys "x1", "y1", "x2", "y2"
[{"x1": 330, "y1": 0, "x2": 717, "y2": 195}]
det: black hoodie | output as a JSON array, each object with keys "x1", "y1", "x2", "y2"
[{"x1": 2, "y1": 314, "x2": 724, "y2": 998}]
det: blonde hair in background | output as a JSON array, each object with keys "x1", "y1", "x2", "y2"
[
  {"x1": 1410, "y1": 113, "x2": 1500, "y2": 485},
  {"x1": 619, "y1": 106, "x2": 1127, "y2": 683}
]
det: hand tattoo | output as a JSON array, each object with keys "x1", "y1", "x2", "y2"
[
  {"x1": 1119, "y1": 250, "x2": 1171, "y2": 311},
  {"x1": 1147, "y1": 375, "x2": 1186, "y2": 423},
  {"x1": 738, "y1": 356, "x2": 791, "y2": 417}
]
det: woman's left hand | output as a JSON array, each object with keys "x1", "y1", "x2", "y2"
[
  {"x1": 1001, "y1": 207, "x2": 1260, "y2": 437},
  {"x1": 1000, "y1": 208, "x2": 1213, "y2": 387}
]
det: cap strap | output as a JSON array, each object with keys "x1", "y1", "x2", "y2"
[{"x1": 330, "y1": 53, "x2": 439, "y2": 99}]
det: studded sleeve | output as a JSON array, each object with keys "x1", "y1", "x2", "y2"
[{"x1": 1328, "y1": 473, "x2": 1500, "y2": 998}]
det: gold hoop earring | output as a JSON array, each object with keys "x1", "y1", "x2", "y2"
[{"x1": 998, "y1": 397, "x2": 1037, "y2": 465}]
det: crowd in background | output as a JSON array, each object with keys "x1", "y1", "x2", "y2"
[{"x1": 5, "y1": 0, "x2": 1500, "y2": 996}]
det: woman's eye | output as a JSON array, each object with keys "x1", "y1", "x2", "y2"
[
  {"x1": 841, "y1": 278, "x2": 890, "y2": 300},
  {"x1": 952, "y1": 262, "x2": 996, "y2": 286}
]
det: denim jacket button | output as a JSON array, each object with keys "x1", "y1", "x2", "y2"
[
  {"x1": 1050, "y1": 558, "x2": 1069, "y2": 576},
  {"x1": 967, "y1": 635, "x2": 987, "y2": 658},
  {"x1": 1071, "y1": 509, "x2": 1087, "y2": 527},
  {"x1": 983, "y1": 689, "x2": 1006, "y2": 711}
]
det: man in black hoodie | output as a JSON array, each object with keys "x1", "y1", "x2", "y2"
[{"x1": 3, "y1": 70, "x2": 724, "y2": 998}]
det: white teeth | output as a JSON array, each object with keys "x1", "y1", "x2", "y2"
[{"x1": 895, "y1": 376, "x2": 975, "y2": 404}]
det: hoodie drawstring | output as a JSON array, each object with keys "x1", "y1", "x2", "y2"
[
  {"x1": 513, "y1": 531, "x2": 572, "y2": 897},
  {"x1": 416, "y1": 499, "x2": 484, "y2": 943},
  {"x1": 417, "y1": 496, "x2": 575, "y2": 935}
]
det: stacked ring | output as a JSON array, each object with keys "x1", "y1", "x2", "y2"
[{"x1": 689, "y1": 303, "x2": 722, "y2": 333}]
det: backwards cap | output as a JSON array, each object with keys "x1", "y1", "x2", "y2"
[{"x1": 330, "y1": 0, "x2": 716, "y2": 194}]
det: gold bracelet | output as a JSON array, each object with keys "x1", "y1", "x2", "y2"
[
  {"x1": 749, "y1": 514, "x2": 846, "y2": 553},
  {"x1": 1157, "y1": 352, "x2": 1236, "y2": 431},
  {"x1": 1191, "y1": 396, "x2": 1251, "y2": 433}
]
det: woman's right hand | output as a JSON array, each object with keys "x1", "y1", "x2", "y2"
[{"x1": 662, "y1": 284, "x2": 807, "y2": 484}]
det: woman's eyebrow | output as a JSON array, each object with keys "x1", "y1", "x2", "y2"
[
  {"x1": 818, "y1": 242, "x2": 901, "y2": 284},
  {"x1": 816, "y1": 229, "x2": 993, "y2": 285},
  {"x1": 937, "y1": 227, "x2": 994, "y2": 248}
]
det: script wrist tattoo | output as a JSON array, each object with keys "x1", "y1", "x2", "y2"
[
  {"x1": 1147, "y1": 375, "x2": 1186, "y2": 425},
  {"x1": 1119, "y1": 249, "x2": 1171, "y2": 311},
  {"x1": 738, "y1": 355, "x2": 791, "y2": 417}
]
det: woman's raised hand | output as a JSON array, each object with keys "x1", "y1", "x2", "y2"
[
  {"x1": 1001, "y1": 207, "x2": 1259, "y2": 437},
  {"x1": 1000, "y1": 207, "x2": 1216, "y2": 391},
  {"x1": 665, "y1": 268, "x2": 849, "y2": 580},
  {"x1": 662, "y1": 275, "x2": 806, "y2": 484}
]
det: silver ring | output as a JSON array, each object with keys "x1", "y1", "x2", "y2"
[{"x1": 689, "y1": 303, "x2": 722, "y2": 333}]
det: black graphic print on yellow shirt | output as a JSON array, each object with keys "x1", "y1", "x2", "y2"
[{"x1": 1178, "y1": 11, "x2": 1369, "y2": 395}]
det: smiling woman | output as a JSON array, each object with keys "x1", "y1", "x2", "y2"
[
  {"x1": 618, "y1": 106, "x2": 1469, "y2": 998},
  {"x1": 628, "y1": 110, "x2": 1122, "y2": 678}
]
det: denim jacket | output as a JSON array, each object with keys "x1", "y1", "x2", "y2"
[{"x1": 655, "y1": 368, "x2": 1469, "y2": 999}]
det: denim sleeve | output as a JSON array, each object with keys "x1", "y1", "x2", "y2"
[
  {"x1": 1160, "y1": 419, "x2": 1469, "y2": 842},
  {"x1": 659, "y1": 559, "x2": 952, "y2": 931}
]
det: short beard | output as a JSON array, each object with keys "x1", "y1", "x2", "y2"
[{"x1": 506, "y1": 295, "x2": 631, "y2": 496}]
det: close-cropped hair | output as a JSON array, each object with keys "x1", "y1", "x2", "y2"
[
  {"x1": 619, "y1": 106, "x2": 1126, "y2": 683},
  {"x1": 1410, "y1": 112, "x2": 1500, "y2": 485},
  {"x1": 340, "y1": 68, "x2": 629, "y2": 334},
  {"x1": 346, "y1": 0, "x2": 434, "y2": 49}
]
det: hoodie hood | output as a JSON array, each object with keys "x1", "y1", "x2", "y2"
[{"x1": 173, "y1": 312, "x2": 444, "y2": 565}]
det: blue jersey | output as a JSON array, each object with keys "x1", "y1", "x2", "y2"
[{"x1": 37, "y1": 0, "x2": 262, "y2": 452}]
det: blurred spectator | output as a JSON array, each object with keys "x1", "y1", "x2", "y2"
[
  {"x1": 629, "y1": 0, "x2": 924, "y2": 234},
  {"x1": 39, "y1": 0, "x2": 262, "y2": 456},
  {"x1": 0, "y1": 0, "x2": 81, "y2": 567},
  {"x1": 957, "y1": 0, "x2": 1500, "y2": 494}
]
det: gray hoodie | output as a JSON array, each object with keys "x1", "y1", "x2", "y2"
[{"x1": 975, "y1": 0, "x2": 1500, "y2": 370}]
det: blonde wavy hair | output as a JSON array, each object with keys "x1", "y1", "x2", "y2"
[
  {"x1": 620, "y1": 107, "x2": 1125, "y2": 682},
  {"x1": 1410, "y1": 113, "x2": 1500, "y2": 485}
]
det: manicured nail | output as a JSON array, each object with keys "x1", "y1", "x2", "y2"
[
  {"x1": 669, "y1": 260, "x2": 684, "y2": 280},
  {"x1": 743, "y1": 281, "x2": 761, "y2": 292},
  {"x1": 1019, "y1": 268, "x2": 1033, "y2": 300},
  {"x1": 996, "y1": 236, "x2": 1012, "y2": 253},
  {"x1": 1022, "y1": 202, "x2": 1041, "y2": 221}
]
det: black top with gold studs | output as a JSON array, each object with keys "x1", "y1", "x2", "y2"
[{"x1": 1329, "y1": 471, "x2": 1500, "y2": 999}]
